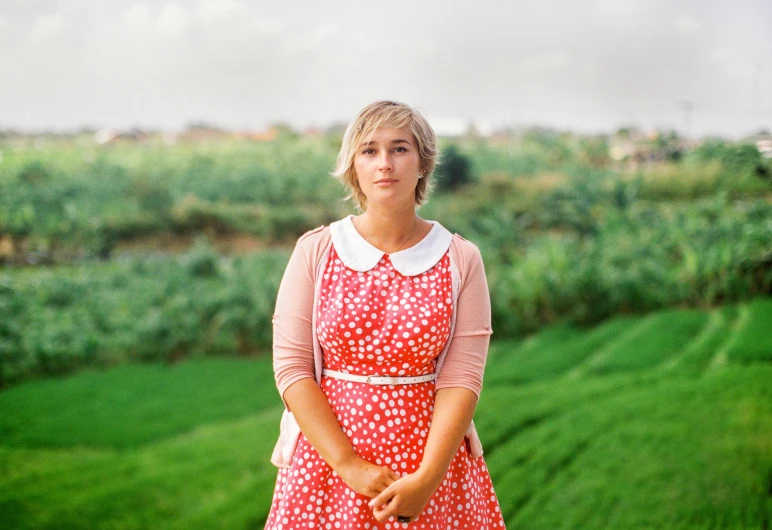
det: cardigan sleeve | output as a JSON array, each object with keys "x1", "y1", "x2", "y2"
[
  {"x1": 435, "y1": 240, "x2": 493, "y2": 398},
  {"x1": 273, "y1": 235, "x2": 317, "y2": 409}
]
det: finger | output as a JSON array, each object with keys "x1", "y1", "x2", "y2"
[
  {"x1": 373, "y1": 475, "x2": 395, "y2": 495},
  {"x1": 367, "y1": 477, "x2": 389, "y2": 497},
  {"x1": 373, "y1": 508, "x2": 390, "y2": 523},
  {"x1": 372, "y1": 498, "x2": 402, "y2": 523},
  {"x1": 382, "y1": 472, "x2": 398, "y2": 488},
  {"x1": 368, "y1": 486, "x2": 395, "y2": 510},
  {"x1": 373, "y1": 502, "x2": 390, "y2": 523},
  {"x1": 364, "y1": 485, "x2": 381, "y2": 498},
  {"x1": 364, "y1": 476, "x2": 387, "y2": 496},
  {"x1": 374, "y1": 481, "x2": 391, "y2": 495},
  {"x1": 373, "y1": 482, "x2": 393, "y2": 498},
  {"x1": 378, "y1": 466, "x2": 398, "y2": 480}
]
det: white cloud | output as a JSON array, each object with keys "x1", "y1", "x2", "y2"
[
  {"x1": 1, "y1": 0, "x2": 768, "y2": 137},
  {"x1": 287, "y1": 23, "x2": 339, "y2": 53},
  {"x1": 194, "y1": 0, "x2": 241, "y2": 25},
  {"x1": 592, "y1": 0, "x2": 643, "y2": 18},
  {"x1": 191, "y1": 0, "x2": 284, "y2": 34},
  {"x1": 120, "y1": 1, "x2": 284, "y2": 42},
  {"x1": 520, "y1": 50, "x2": 572, "y2": 73},
  {"x1": 27, "y1": 12, "x2": 69, "y2": 43},
  {"x1": 416, "y1": 37, "x2": 439, "y2": 57},
  {"x1": 253, "y1": 17, "x2": 286, "y2": 36},
  {"x1": 707, "y1": 46, "x2": 755, "y2": 78},
  {"x1": 122, "y1": 2, "x2": 152, "y2": 28},
  {"x1": 157, "y1": 3, "x2": 190, "y2": 38},
  {"x1": 673, "y1": 14, "x2": 701, "y2": 34}
]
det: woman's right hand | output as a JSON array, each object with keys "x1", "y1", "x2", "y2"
[{"x1": 334, "y1": 454, "x2": 400, "y2": 498}]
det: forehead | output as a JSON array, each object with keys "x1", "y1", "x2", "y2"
[{"x1": 359, "y1": 126, "x2": 416, "y2": 145}]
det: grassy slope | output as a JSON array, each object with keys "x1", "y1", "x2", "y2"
[{"x1": 1, "y1": 299, "x2": 771, "y2": 529}]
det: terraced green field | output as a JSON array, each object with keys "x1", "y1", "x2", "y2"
[{"x1": 1, "y1": 298, "x2": 771, "y2": 529}]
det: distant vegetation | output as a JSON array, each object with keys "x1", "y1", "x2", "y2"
[
  {"x1": 0, "y1": 243, "x2": 287, "y2": 385},
  {"x1": 1, "y1": 130, "x2": 768, "y2": 263},
  {"x1": 1, "y1": 128, "x2": 771, "y2": 528},
  {"x1": 0, "y1": 130, "x2": 770, "y2": 383},
  {"x1": 0, "y1": 138, "x2": 348, "y2": 262}
]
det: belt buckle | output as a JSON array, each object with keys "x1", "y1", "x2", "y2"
[{"x1": 365, "y1": 375, "x2": 398, "y2": 385}]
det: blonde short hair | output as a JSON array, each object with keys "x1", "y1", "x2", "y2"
[{"x1": 333, "y1": 100, "x2": 437, "y2": 210}]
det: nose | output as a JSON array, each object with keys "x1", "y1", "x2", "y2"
[{"x1": 377, "y1": 150, "x2": 393, "y2": 171}]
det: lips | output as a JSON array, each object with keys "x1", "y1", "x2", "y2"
[{"x1": 374, "y1": 179, "x2": 397, "y2": 184}]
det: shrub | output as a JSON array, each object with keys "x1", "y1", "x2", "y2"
[{"x1": 435, "y1": 144, "x2": 473, "y2": 191}]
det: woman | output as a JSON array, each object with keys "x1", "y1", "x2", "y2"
[{"x1": 266, "y1": 101, "x2": 504, "y2": 528}]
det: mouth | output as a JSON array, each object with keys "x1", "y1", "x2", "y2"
[{"x1": 374, "y1": 179, "x2": 397, "y2": 185}]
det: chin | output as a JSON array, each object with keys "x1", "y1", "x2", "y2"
[{"x1": 368, "y1": 196, "x2": 415, "y2": 211}]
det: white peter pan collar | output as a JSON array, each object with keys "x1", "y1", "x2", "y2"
[{"x1": 329, "y1": 215, "x2": 453, "y2": 276}]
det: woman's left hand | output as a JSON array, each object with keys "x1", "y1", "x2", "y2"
[{"x1": 367, "y1": 470, "x2": 439, "y2": 523}]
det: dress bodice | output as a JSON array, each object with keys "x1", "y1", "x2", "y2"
[{"x1": 316, "y1": 244, "x2": 452, "y2": 376}]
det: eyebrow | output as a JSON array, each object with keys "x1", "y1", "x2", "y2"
[{"x1": 359, "y1": 139, "x2": 412, "y2": 147}]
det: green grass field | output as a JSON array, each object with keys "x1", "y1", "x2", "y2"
[{"x1": 1, "y1": 298, "x2": 771, "y2": 529}]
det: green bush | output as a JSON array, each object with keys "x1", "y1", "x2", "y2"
[
  {"x1": 0, "y1": 138, "x2": 351, "y2": 261},
  {"x1": 481, "y1": 196, "x2": 772, "y2": 334},
  {"x1": 1, "y1": 248, "x2": 288, "y2": 383},
  {"x1": 0, "y1": 276, "x2": 25, "y2": 386},
  {"x1": 434, "y1": 144, "x2": 473, "y2": 191},
  {"x1": 2, "y1": 134, "x2": 771, "y2": 381}
]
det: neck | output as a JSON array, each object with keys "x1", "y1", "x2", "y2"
[{"x1": 357, "y1": 204, "x2": 419, "y2": 253}]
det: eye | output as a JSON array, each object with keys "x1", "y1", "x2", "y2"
[
  {"x1": 393, "y1": 146, "x2": 408, "y2": 153},
  {"x1": 361, "y1": 148, "x2": 375, "y2": 155}
]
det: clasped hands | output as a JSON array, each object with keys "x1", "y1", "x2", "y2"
[{"x1": 335, "y1": 454, "x2": 438, "y2": 523}]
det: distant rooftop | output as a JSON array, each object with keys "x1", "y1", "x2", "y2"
[{"x1": 429, "y1": 118, "x2": 494, "y2": 137}]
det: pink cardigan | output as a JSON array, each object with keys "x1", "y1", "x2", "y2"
[{"x1": 271, "y1": 224, "x2": 493, "y2": 468}]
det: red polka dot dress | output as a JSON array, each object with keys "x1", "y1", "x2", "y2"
[{"x1": 265, "y1": 221, "x2": 504, "y2": 529}]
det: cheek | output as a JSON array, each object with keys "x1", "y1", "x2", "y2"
[
  {"x1": 353, "y1": 159, "x2": 368, "y2": 178},
  {"x1": 353, "y1": 163, "x2": 364, "y2": 180},
  {"x1": 354, "y1": 159, "x2": 380, "y2": 185},
  {"x1": 352, "y1": 168, "x2": 368, "y2": 191}
]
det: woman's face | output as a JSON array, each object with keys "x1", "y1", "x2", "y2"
[{"x1": 353, "y1": 126, "x2": 421, "y2": 211}]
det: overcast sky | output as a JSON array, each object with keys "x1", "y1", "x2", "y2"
[{"x1": 1, "y1": 0, "x2": 771, "y2": 137}]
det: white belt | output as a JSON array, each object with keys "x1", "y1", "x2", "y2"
[{"x1": 322, "y1": 369, "x2": 437, "y2": 386}]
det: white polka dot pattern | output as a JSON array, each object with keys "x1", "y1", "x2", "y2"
[
  {"x1": 316, "y1": 247, "x2": 452, "y2": 377},
  {"x1": 265, "y1": 246, "x2": 505, "y2": 529}
]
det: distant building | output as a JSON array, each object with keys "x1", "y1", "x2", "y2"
[
  {"x1": 429, "y1": 118, "x2": 492, "y2": 138},
  {"x1": 94, "y1": 127, "x2": 149, "y2": 144},
  {"x1": 608, "y1": 128, "x2": 649, "y2": 163},
  {"x1": 429, "y1": 117, "x2": 467, "y2": 138},
  {"x1": 748, "y1": 135, "x2": 772, "y2": 158},
  {"x1": 238, "y1": 127, "x2": 279, "y2": 142}
]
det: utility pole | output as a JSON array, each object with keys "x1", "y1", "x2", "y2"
[
  {"x1": 679, "y1": 100, "x2": 693, "y2": 137},
  {"x1": 751, "y1": 62, "x2": 760, "y2": 115}
]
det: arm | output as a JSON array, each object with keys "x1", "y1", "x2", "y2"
[
  {"x1": 369, "y1": 243, "x2": 493, "y2": 522},
  {"x1": 273, "y1": 235, "x2": 398, "y2": 497},
  {"x1": 283, "y1": 379, "x2": 400, "y2": 497}
]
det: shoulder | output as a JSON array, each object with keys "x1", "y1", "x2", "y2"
[
  {"x1": 296, "y1": 225, "x2": 331, "y2": 252},
  {"x1": 449, "y1": 232, "x2": 484, "y2": 272},
  {"x1": 447, "y1": 232, "x2": 490, "y2": 295},
  {"x1": 450, "y1": 232, "x2": 481, "y2": 254},
  {"x1": 289, "y1": 224, "x2": 333, "y2": 278}
]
